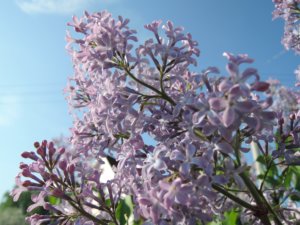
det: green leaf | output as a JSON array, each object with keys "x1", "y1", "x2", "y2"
[
  {"x1": 295, "y1": 175, "x2": 300, "y2": 192},
  {"x1": 290, "y1": 193, "x2": 300, "y2": 201},
  {"x1": 207, "y1": 210, "x2": 240, "y2": 225},
  {"x1": 48, "y1": 196, "x2": 60, "y2": 205},
  {"x1": 114, "y1": 132, "x2": 130, "y2": 140},
  {"x1": 222, "y1": 210, "x2": 239, "y2": 225},
  {"x1": 268, "y1": 163, "x2": 279, "y2": 177},
  {"x1": 284, "y1": 135, "x2": 294, "y2": 145},
  {"x1": 291, "y1": 166, "x2": 300, "y2": 175},
  {"x1": 116, "y1": 195, "x2": 134, "y2": 225},
  {"x1": 274, "y1": 130, "x2": 281, "y2": 143},
  {"x1": 105, "y1": 199, "x2": 112, "y2": 208},
  {"x1": 265, "y1": 176, "x2": 281, "y2": 186},
  {"x1": 257, "y1": 174, "x2": 265, "y2": 180},
  {"x1": 283, "y1": 167, "x2": 293, "y2": 187},
  {"x1": 207, "y1": 221, "x2": 222, "y2": 225},
  {"x1": 256, "y1": 155, "x2": 267, "y2": 165},
  {"x1": 132, "y1": 219, "x2": 144, "y2": 225},
  {"x1": 193, "y1": 128, "x2": 209, "y2": 141}
]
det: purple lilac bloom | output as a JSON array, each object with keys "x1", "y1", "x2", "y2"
[
  {"x1": 11, "y1": 9, "x2": 300, "y2": 225},
  {"x1": 273, "y1": 0, "x2": 300, "y2": 54}
]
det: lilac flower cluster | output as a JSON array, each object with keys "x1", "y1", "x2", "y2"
[
  {"x1": 12, "y1": 140, "x2": 122, "y2": 224},
  {"x1": 273, "y1": 0, "x2": 300, "y2": 54},
  {"x1": 12, "y1": 10, "x2": 300, "y2": 225}
]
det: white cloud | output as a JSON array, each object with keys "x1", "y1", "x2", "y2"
[
  {"x1": 0, "y1": 95, "x2": 21, "y2": 126},
  {"x1": 265, "y1": 50, "x2": 287, "y2": 64},
  {"x1": 15, "y1": 0, "x2": 115, "y2": 14}
]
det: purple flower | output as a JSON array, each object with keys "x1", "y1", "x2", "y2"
[
  {"x1": 272, "y1": 0, "x2": 300, "y2": 54},
  {"x1": 159, "y1": 178, "x2": 192, "y2": 208},
  {"x1": 11, "y1": 175, "x2": 27, "y2": 201},
  {"x1": 12, "y1": 9, "x2": 300, "y2": 225}
]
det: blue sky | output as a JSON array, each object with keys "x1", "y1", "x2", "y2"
[{"x1": 0, "y1": 0, "x2": 299, "y2": 198}]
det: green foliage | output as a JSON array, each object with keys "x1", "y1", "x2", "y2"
[
  {"x1": 48, "y1": 196, "x2": 60, "y2": 205},
  {"x1": 0, "y1": 190, "x2": 48, "y2": 216},
  {"x1": 0, "y1": 208, "x2": 26, "y2": 225},
  {"x1": 116, "y1": 195, "x2": 134, "y2": 225},
  {"x1": 0, "y1": 191, "x2": 32, "y2": 214},
  {"x1": 255, "y1": 138, "x2": 300, "y2": 204},
  {"x1": 222, "y1": 211, "x2": 239, "y2": 225},
  {"x1": 290, "y1": 166, "x2": 300, "y2": 201},
  {"x1": 193, "y1": 128, "x2": 209, "y2": 141},
  {"x1": 208, "y1": 210, "x2": 241, "y2": 225},
  {"x1": 115, "y1": 195, "x2": 143, "y2": 225}
]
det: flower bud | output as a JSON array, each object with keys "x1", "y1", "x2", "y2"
[
  {"x1": 59, "y1": 160, "x2": 67, "y2": 172},
  {"x1": 22, "y1": 180, "x2": 38, "y2": 187},
  {"x1": 51, "y1": 188, "x2": 66, "y2": 198},
  {"x1": 251, "y1": 81, "x2": 270, "y2": 92},
  {"x1": 33, "y1": 142, "x2": 40, "y2": 148},
  {"x1": 50, "y1": 174, "x2": 60, "y2": 182},
  {"x1": 22, "y1": 168, "x2": 32, "y2": 177},
  {"x1": 42, "y1": 140, "x2": 47, "y2": 147},
  {"x1": 59, "y1": 147, "x2": 65, "y2": 154},
  {"x1": 68, "y1": 164, "x2": 75, "y2": 174},
  {"x1": 48, "y1": 147, "x2": 56, "y2": 158},
  {"x1": 21, "y1": 151, "x2": 38, "y2": 161},
  {"x1": 279, "y1": 117, "x2": 284, "y2": 125},
  {"x1": 19, "y1": 163, "x2": 28, "y2": 169},
  {"x1": 37, "y1": 147, "x2": 46, "y2": 158},
  {"x1": 290, "y1": 113, "x2": 296, "y2": 120}
]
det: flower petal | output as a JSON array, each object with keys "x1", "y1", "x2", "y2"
[{"x1": 222, "y1": 107, "x2": 235, "y2": 127}]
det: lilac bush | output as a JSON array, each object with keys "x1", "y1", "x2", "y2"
[
  {"x1": 11, "y1": 8, "x2": 300, "y2": 225},
  {"x1": 273, "y1": 0, "x2": 300, "y2": 54}
]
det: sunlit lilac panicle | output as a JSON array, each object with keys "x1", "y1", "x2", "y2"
[
  {"x1": 123, "y1": 51, "x2": 276, "y2": 223},
  {"x1": 12, "y1": 140, "x2": 124, "y2": 224},
  {"x1": 12, "y1": 9, "x2": 300, "y2": 225},
  {"x1": 273, "y1": 0, "x2": 300, "y2": 54},
  {"x1": 268, "y1": 79, "x2": 300, "y2": 117},
  {"x1": 67, "y1": 11, "x2": 137, "y2": 69}
]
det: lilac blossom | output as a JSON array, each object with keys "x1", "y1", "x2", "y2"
[
  {"x1": 11, "y1": 9, "x2": 300, "y2": 225},
  {"x1": 273, "y1": 0, "x2": 300, "y2": 54}
]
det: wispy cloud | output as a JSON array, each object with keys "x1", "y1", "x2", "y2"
[
  {"x1": 16, "y1": 0, "x2": 118, "y2": 14},
  {"x1": 265, "y1": 49, "x2": 287, "y2": 64},
  {"x1": 0, "y1": 95, "x2": 21, "y2": 126}
]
